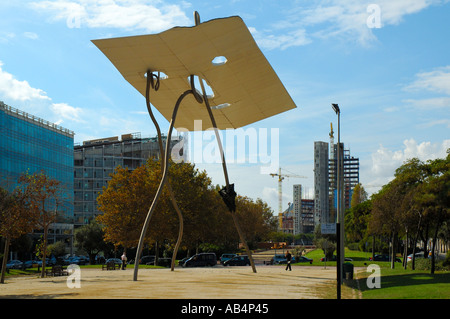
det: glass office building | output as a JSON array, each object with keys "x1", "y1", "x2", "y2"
[{"x1": 0, "y1": 101, "x2": 75, "y2": 222}]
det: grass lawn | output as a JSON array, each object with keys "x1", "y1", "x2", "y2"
[
  {"x1": 301, "y1": 249, "x2": 450, "y2": 299},
  {"x1": 354, "y1": 267, "x2": 450, "y2": 299}
]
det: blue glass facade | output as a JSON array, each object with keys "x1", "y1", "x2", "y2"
[{"x1": 0, "y1": 101, "x2": 74, "y2": 222}]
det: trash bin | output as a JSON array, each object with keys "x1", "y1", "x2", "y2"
[{"x1": 343, "y1": 262, "x2": 354, "y2": 280}]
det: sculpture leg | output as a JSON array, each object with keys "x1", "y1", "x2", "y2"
[
  {"x1": 198, "y1": 77, "x2": 257, "y2": 274},
  {"x1": 144, "y1": 71, "x2": 184, "y2": 272},
  {"x1": 134, "y1": 86, "x2": 201, "y2": 281}
]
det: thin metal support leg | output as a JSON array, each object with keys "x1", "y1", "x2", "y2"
[
  {"x1": 133, "y1": 85, "x2": 201, "y2": 281},
  {"x1": 198, "y1": 77, "x2": 257, "y2": 274},
  {"x1": 143, "y1": 70, "x2": 184, "y2": 272}
]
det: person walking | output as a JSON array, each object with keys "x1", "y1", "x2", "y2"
[
  {"x1": 285, "y1": 250, "x2": 292, "y2": 271},
  {"x1": 121, "y1": 252, "x2": 127, "y2": 270}
]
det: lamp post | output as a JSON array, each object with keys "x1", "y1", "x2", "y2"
[{"x1": 331, "y1": 103, "x2": 343, "y2": 300}]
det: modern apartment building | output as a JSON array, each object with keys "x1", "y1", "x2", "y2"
[
  {"x1": 0, "y1": 101, "x2": 74, "y2": 245},
  {"x1": 329, "y1": 145, "x2": 359, "y2": 210},
  {"x1": 292, "y1": 184, "x2": 315, "y2": 234},
  {"x1": 314, "y1": 141, "x2": 329, "y2": 225},
  {"x1": 73, "y1": 132, "x2": 184, "y2": 227},
  {"x1": 293, "y1": 184, "x2": 301, "y2": 235},
  {"x1": 314, "y1": 139, "x2": 360, "y2": 232}
]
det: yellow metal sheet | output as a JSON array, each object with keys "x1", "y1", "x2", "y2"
[{"x1": 92, "y1": 16, "x2": 296, "y2": 131}]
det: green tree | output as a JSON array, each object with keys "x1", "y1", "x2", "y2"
[
  {"x1": 74, "y1": 221, "x2": 107, "y2": 264},
  {"x1": 350, "y1": 183, "x2": 368, "y2": 208}
]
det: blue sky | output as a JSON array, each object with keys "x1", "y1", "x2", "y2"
[{"x1": 1, "y1": 0, "x2": 449, "y2": 214}]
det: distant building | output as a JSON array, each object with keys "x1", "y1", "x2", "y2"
[
  {"x1": 300, "y1": 199, "x2": 315, "y2": 234},
  {"x1": 293, "y1": 184, "x2": 301, "y2": 235},
  {"x1": 314, "y1": 141, "x2": 329, "y2": 225},
  {"x1": 293, "y1": 184, "x2": 315, "y2": 234},
  {"x1": 279, "y1": 203, "x2": 294, "y2": 234},
  {"x1": 329, "y1": 145, "x2": 359, "y2": 211},
  {"x1": 314, "y1": 140, "x2": 360, "y2": 230},
  {"x1": 0, "y1": 101, "x2": 74, "y2": 246},
  {"x1": 73, "y1": 132, "x2": 184, "y2": 227}
]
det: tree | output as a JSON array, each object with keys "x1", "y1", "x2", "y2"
[
  {"x1": 0, "y1": 186, "x2": 33, "y2": 283},
  {"x1": 345, "y1": 200, "x2": 372, "y2": 244},
  {"x1": 420, "y1": 153, "x2": 450, "y2": 274},
  {"x1": 97, "y1": 160, "x2": 217, "y2": 256},
  {"x1": 369, "y1": 181, "x2": 404, "y2": 269},
  {"x1": 18, "y1": 171, "x2": 64, "y2": 277},
  {"x1": 351, "y1": 183, "x2": 368, "y2": 208},
  {"x1": 74, "y1": 221, "x2": 108, "y2": 264}
]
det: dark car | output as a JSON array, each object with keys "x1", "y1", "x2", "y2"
[
  {"x1": 6, "y1": 260, "x2": 23, "y2": 269},
  {"x1": 295, "y1": 256, "x2": 313, "y2": 264},
  {"x1": 178, "y1": 257, "x2": 190, "y2": 267},
  {"x1": 183, "y1": 253, "x2": 217, "y2": 267},
  {"x1": 223, "y1": 255, "x2": 250, "y2": 266},
  {"x1": 220, "y1": 253, "x2": 237, "y2": 265},
  {"x1": 369, "y1": 254, "x2": 401, "y2": 262},
  {"x1": 271, "y1": 254, "x2": 287, "y2": 264}
]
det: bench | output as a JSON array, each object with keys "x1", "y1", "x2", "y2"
[
  {"x1": 102, "y1": 261, "x2": 117, "y2": 270},
  {"x1": 45, "y1": 265, "x2": 68, "y2": 277}
]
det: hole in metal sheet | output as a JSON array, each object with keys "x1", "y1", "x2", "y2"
[
  {"x1": 211, "y1": 103, "x2": 231, "y2": 110},
  {"x1": 188, "y1": 75, "x2": 214, "y2": 99},
  {"x1": 212, "y1": 56, "x2": 227, "y2": 66}
]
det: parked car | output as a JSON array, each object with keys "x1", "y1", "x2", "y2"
[
  {"x1": 271, "y1": 254, "x2": 287, "y2": 264},
  {"x1": 183, "y1": 253, "x2": 217, "y2": 267},
  {"x1": 223, "y1": 255, "x2": 250, "y2": 266},
  {"x1": 369, "y1": 254, "x2": 401, "y2": 262},
  {"x1": 178, "y1": 257, "x2": 190, "y2": 267},
  {"x1": 295, "y1": 256, "x2": 313, "y2": 264},
  {"x1": 6, "y1": 260, "x2": 23, "y2": 269},
  {"x1": 23, "y1": 260, "x2": 39, "y2": 268},
  {"x1": 220, "y1": 253, "x2": 237, "y2": 265},
  {"x1": 407, "y1": 252, "x2": 424, "y2": 262}
]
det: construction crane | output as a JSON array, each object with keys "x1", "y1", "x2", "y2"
[{"x1": 270, "y1": 167, "x2": 307, "y2": 216}]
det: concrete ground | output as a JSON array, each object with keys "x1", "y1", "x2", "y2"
[{"x1": 0, "y1": 265, "x2": 337, "y2": 299}]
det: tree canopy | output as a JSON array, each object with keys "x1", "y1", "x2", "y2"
[{"x1": 96, "y1": 160, "x2": 276, "y2": 254}]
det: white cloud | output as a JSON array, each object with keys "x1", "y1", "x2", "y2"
[
  {"x1": 31, "y1": 0, "x2": 191, "y2": 32},
  {"x1": 405, "y1": 65, "x2": 450, "y2": 95},
  {"x1": 249, "y1": 27, "x2": 311, "y2": 50},
  {"x1": 23, "y1": 32, "x2": 39, "y2": 40},
  {"x1": 368, "y1": 138, "x2": 450, "y2": 188},
  {"x1": 51, "y1": 102, "x2": 84, "y2": 123},
  {"x1": 0, "y1": 61, "x2": 50, "y2": 101},
  {"x1": 253, "y1": 0, "x2": 446, "y2": 50},
  {"x1": 404, "y1": 97, "x2": 450, "y2": 110}
]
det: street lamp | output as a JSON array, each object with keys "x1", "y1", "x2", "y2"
[{"x1": 331, "y1": 103, "x2": 343, "y2": 300}]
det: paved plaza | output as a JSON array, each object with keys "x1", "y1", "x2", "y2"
[{"x1": 0, "y1": 265, "x2": 337, "y2": 299}]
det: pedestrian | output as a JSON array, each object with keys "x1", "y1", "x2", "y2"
[
  {"x1": 285, "y1": 250, "x2": 292, "y2": 271},
  {"x1": 121, "y1": 252, "x2": 127, "y2": 270}
]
